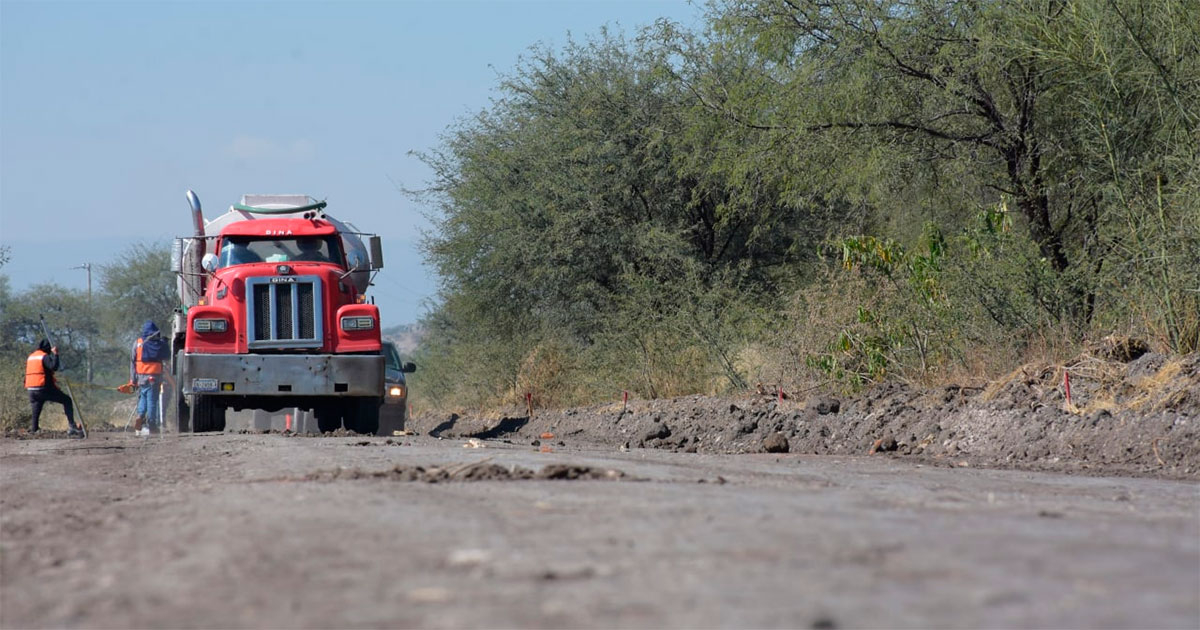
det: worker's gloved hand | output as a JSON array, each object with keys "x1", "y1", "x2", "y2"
[{"x1": 117, "y1": 382, "x2": 135, "y2": 394}]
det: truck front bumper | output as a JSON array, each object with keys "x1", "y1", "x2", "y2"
[{"x1": 180, "y1": 353, "x2": 384, "y2": 397}]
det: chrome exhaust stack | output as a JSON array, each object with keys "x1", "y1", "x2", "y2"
[
  {"x1": 187, "y1": 189, "x2": 206, "y2": 257},
  {"x1": 174, "y1": 190, "x2": 209, "y2": 311}
]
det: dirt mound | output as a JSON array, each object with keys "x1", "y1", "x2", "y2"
[
  {"x1": 411, "y1": 352, "x2": 1200, "y2": 479},
  {"x1": 299, "y1": 461, "x2": 630, "y2": 483},
  {"x1": 2, "y1": 429, "x2": 80, "y2": 440},
  {"x1": 2, "y1": 423, "x2": 117, "y2": 439}
]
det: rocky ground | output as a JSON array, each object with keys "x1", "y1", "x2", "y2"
[
  {"x1": 2, "y1": 349, "x2": 1196, "y2": 628},
  {"x1": 411, "y1": 352, "x2": 1200, "y2": 480},
  {"x1": 3, "y1": 431, "x2": 1197, "y2": 629}
]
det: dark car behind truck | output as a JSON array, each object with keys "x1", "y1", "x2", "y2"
[{"x1": 379, "y1": 340, "x2": 416, "y2": 434}]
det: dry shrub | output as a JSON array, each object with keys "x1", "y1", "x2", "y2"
[
  {"x1": 1122, "y1": 357, "x2": 1198, "y2": 414},
  {"x1": 1089, "y1": 335, "x2": 1151, "y2": 363},
  {"x1": 1060, "y1": 344, "x2": 1199, "y2": 416},
  {"x1": 980, "y1": 338, "x2": 1198, "y2": 416},
  {"x1": 764, "y1": 269, "x2": 869, "y2": 390},
  {"x1": 0, "y1": 364, "x2": 30, "y2": 431},
  {"x1": 636, "y1": 338, "x2": 714, "y2": 399},
  {"x1": 939, "y1": 344, "x2": 1025, "y2": 388},
  {"x1": 955, "y1": 319, "x2": 1084, "y2": 392},
  {"x1": 1129, "y1": 284, "x2": 1200, "y2": 355},
  {"x1": 732, "y1": 344, "x2": 774, "y2": 391},
  {"x1": 510, "y1": 339, "x2": 584, "y2": 409},
  {"x1": 981, "y1": 362, "x2": 1057, "y2": 403}
]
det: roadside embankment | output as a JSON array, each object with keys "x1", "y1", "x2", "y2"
[{"x1": 411, "y1": 352, "x2": 1199, "y2": 479}]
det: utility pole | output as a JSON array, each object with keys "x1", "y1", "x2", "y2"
[{"x1": 73, "y1": 263, "x2": 93, "y2": 384}]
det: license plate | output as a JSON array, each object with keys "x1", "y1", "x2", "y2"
[{"x1": 192, "y1": 378, "x2": 219, "y2": 392}]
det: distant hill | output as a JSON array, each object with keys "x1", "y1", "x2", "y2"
[{"x1": 382, "y1": 323, "x2": 425, "y2": 355}]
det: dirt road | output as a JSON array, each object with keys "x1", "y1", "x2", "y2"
[{"x1": 2, "y1": 431, "x2": 1197, "y2": 629}]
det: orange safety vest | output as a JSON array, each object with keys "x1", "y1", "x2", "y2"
[
  {"x1": 135, "y1": 338, "x2": 164, "y2": 375},
  {"x1": 25, "y1": 350, "x2": 49, "y2": 388}
]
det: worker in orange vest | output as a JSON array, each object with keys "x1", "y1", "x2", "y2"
[
  {"x1": 127, "y1": 320, "x2": 173, "y2": 436},
  {"x1": 25, "y1": 339, "x2": 83, "y2": 437}
]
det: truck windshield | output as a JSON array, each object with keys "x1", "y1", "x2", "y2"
[{"x1": 217, "y1": 236, "x2": 342, "y2": 267}]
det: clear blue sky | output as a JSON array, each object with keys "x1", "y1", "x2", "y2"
[{"x1": 0, "y1": 0, "x2": 703, "y2": 326}]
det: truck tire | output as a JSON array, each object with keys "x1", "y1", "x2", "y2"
[
  {"x1": 344, "y1": 397, "x2": 381, "y2": 435},
  {"x1": 192, "y1": 395, "x2": 226, "y2": 433},
  {"x1": 177, "y1": 396, "x2": 191, "y2": 433},
  {"x1": 315, "y1": 404, "x2": 342, "y2": 434}
]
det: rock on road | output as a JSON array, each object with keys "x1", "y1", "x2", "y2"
[{"x1": 2, "y1": 432, "x2": 1197, "y2": 629}]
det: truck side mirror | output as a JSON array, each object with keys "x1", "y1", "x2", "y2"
[
  {"x1": 170, "y1": 238, "x2": 184, "y2": 273},
  {"x1": 402, "y1": 362, "x2": 416, "y2": 373},
  {"x1": 368, "y1": 235, "x2": 384, "y2": 270},
  {"x1": 201, "y1": 253, "x2": 218, "y2": 273}
]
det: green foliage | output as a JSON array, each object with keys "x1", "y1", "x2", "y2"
[
  {"x1": 0, "y1": 283, "x2": 94, "y2": 372},
  {"x1": 409, "y1": 1, "x2": 1199, "y2": 409},
  {"x1": 808, "y1": 223, "x2": 949, "y2": 386},
  {"x1": 100, "y1": 243, "x2": 177, "y2": 341},
  {"x1": 709, "y1": 0, "x2": 1199, "y2": 325},
  {"x1": 0, "y1": 282, "x2": 95, "y2": 430},
  {"x1": 410, "y1": 27, "x2": 826, "y2": 409}
]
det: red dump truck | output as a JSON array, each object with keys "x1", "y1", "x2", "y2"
[{"x1": 170, "y1": 191, "x2": 406, "y2": 434}]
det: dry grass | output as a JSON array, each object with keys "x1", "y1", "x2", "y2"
[
  {"x1": 980, "y1": 338, "x2": 1196, "y2": 416},
  {"x1": 511, "y1": 342, "x2": 569, "y2": 408},
  {"x1": 0, "y1": 364, "x2": 30, "y2": 431},
  {"x1": 981, "y1": 363, "x2": 1056, "y2": 403},
  {"x1": 1122, "y1": 359, "x2": 1189, "y2": 413}
]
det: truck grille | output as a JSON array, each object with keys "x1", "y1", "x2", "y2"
[{"x1": 246, "y1": 276, "x2": 324, "y2": 349}]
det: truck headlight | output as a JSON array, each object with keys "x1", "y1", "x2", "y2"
[
  {"x1": 193, "y1": 318, "x2": 228, "y2": 333},
  {"x1": 388, "y1": 385, "x2": 406, "y2": 398},
  {"x1": 341, "y1": 316, "x2": 375, "y2": 331}
]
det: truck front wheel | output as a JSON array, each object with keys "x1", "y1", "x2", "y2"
[
  {"x1": 344, "y1": 397, "x2": 381, "y2": 436},
  {"x1": 192, "y1": 395, "x2": 226, "y2": 433},
  {"x1": 315, "y1": 403, "x2": 342, "y2": 434},
  {"x1": 176, "y1": 396, "x2": 191, "y2": 433}
]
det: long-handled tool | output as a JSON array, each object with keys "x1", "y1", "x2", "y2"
[
  {"x1": 158, "y1": 383, "x2": 164, "y2": 438},
  {"x1": 115, "y1": 381, "x2": 135, "y2": 433},
  {"x1": 122, "y1": 402, "x2": 138, "y2": 433},
  {"x1": 157, "y1": 379, "x2": 167, "y2": 439},
  {"x1": 115, "y1": 381, "x2": 139, "y2": 432},
  {"x1": 38, "y1": 315, "x2": 87, "y2": 438}
]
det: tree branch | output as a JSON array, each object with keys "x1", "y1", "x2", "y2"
[{"x1": 805, "y1": 120, "x2": 998, "y2": 147}]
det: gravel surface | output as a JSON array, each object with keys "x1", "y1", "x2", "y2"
[{"x1": 2, "y1": 431, "x2": 1197, "y2": 629}]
